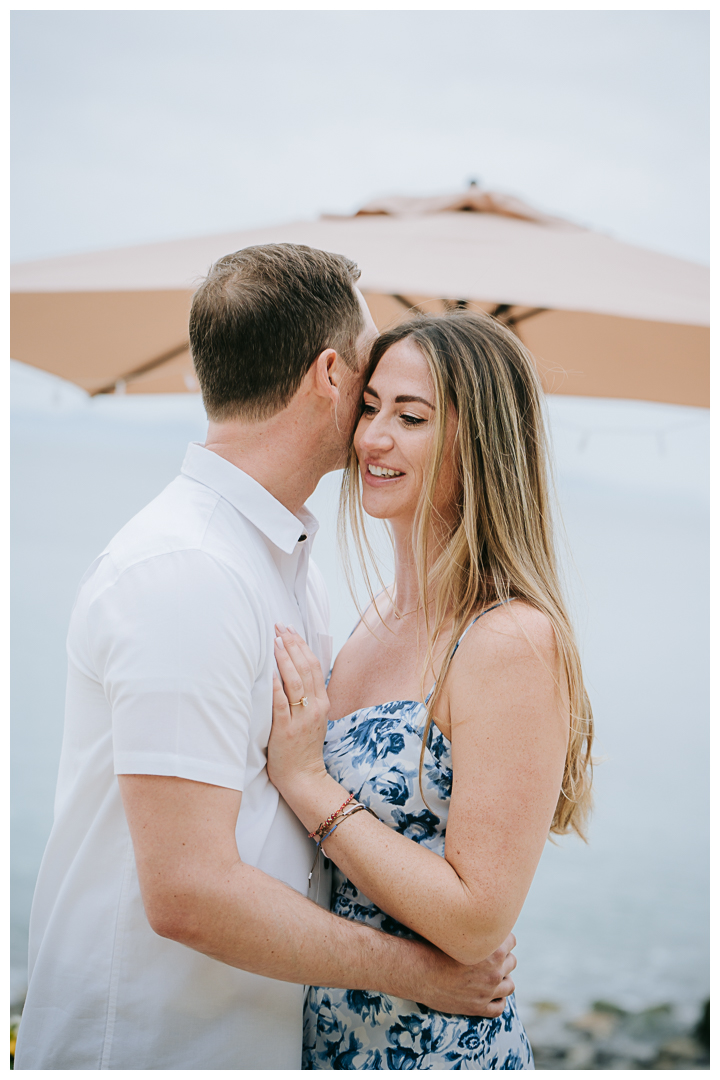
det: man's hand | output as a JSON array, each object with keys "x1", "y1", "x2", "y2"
[{"x1": 415, "y1": 933, "x2": 517, "y2": 1017}]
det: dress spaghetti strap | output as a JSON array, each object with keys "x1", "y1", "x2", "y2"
[{"x1": 425, "y1": 597, "x2": 515, "y2": 703}]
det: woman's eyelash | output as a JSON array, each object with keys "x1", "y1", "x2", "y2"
[{"x1": 361, "y1": 402, "x2": 426, "y2": 427}]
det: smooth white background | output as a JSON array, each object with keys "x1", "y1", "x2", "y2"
[{"x1": 11, "y1": 10, "x2": 709, "y2": 264}]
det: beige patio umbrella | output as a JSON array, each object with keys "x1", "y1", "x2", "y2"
[{"x1": 10, "y1": 186, "x2": 709, "y2": 406}]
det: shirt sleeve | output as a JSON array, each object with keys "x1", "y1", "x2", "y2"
[{"x1": 87, "y1": 549, "x2": 264, "y2": 791}]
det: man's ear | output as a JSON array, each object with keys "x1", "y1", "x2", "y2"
[{"x1": 313, "y1": 348, "x2": 341, "y2": 407}]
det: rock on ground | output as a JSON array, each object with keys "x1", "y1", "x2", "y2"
[{"x1": 525, "y1": 998, "x2": 710, "y2": 1070}]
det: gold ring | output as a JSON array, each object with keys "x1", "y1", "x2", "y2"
[{"x1": 289, "y1": 696, "x2": 309, "y2": 708}]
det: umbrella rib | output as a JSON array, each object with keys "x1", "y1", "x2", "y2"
[
  {"x1": 489, "y1": 304, "x2": 549, "y2": 328},
  {"x1": 92, "y1": 341, "x2": 190, "y2": 396},
  {"x1": 506, "y1": 307, "x2": 548, "y2": 326},
  {"x1": 391, "y1": 294, "x2": 417, "y2": 310},
  {"x1": 441, "y1": 299, "x2": 470, "y2": 311}
]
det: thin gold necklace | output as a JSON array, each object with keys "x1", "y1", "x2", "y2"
[{"x1": 392, "y1": 591, "x2": 419, "y2": 620}]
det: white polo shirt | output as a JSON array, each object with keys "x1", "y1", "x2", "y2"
[{"x1": 15, "y1": 443, "x2": 333, "y2": 1071}]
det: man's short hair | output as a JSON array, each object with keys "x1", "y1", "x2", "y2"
[{"x1": 189, "y1": 243, "x2": 364, "y2": 421}]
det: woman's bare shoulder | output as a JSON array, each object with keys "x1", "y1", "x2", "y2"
[
  {"x1": 452, "y1": 599, "x2": 557, "y2": 674},
  {"x1": 443, "y1": 601, "x2": 565, "y2": 738}
]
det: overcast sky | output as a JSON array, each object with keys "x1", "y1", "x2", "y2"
[{"x1": 11, "y1": 9, "x2": 709, "y2": 265}]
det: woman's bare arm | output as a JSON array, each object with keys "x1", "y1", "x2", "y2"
[
  {"x1": 119, "y1": 773, "x2": 517, "y2": 1014},
  {"x1": 270, "y1": 603, "x2": 568, "y2": 965}
]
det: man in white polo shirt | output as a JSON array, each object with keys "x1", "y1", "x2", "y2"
[{"x1": 15, "y1": 245, "x2": 517, "y2": 1070}]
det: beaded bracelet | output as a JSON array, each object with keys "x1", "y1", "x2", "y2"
[
  {"x1": 309, "y1": 793, "x2": 355, "y2": 842},
  {"x1": 307, "y1": 801, "x2": 379, "y2": 885}
]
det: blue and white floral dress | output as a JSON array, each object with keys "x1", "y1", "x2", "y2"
[{"x1": 303, "y1": 607, "x2": 534, "y2": 1070}]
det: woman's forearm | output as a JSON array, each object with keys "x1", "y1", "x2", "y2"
[
  {"x1": 120, "y1": 773, "x2": 510, "y2": 1014},
  {"x1": 284, "y1": 772, "x2": 512, "y2": 965}
]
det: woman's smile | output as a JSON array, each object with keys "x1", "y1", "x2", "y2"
[{"x1": 365, "y1": 462, "x2": 406, "y2": 483}]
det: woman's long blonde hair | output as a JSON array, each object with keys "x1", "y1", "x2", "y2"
[{"x1": 340, "y1": 310, "x2": 594, "y2": 839}]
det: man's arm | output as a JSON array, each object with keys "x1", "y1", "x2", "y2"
[{"x1": 119, "y1": 774, "x2": 516, "y2": 1016}]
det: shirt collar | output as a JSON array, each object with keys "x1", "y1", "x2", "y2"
[{"x1": 181, "y1": 442, "x2": 319, "y2": 555}]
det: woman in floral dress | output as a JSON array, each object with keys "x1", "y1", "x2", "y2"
[{"x1": 268, "y1": 311, "x2": 594, "y2": 1070}]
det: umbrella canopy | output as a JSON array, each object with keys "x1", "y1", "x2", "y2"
[{"x1": 10, "y1": 187, "x2": 709, "y2": 405}]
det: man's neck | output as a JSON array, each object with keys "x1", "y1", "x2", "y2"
[{"x1": 204, "y1": 411, "x2": 335, "y2": 517}]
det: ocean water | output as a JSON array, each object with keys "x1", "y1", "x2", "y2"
[{"x1": 10, "y1": 362, "x2": 709, "y2": 1022}]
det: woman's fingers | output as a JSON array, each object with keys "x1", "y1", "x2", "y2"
[
  {"x1": 280, "y1": 627, "x2": 314, "y2": 687},
  {"x1": 272, "y1": 674, "x2": 291, "y2": 720},
  {"x1": 269, "y1": 628, "x2": 330, "y2": 795},
  {"x1": 277, "y1": 624, "x2": 327, "y2": 703},
  {"x1": 274, "y1": 635, "x2": 306, "y2": 704}
]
